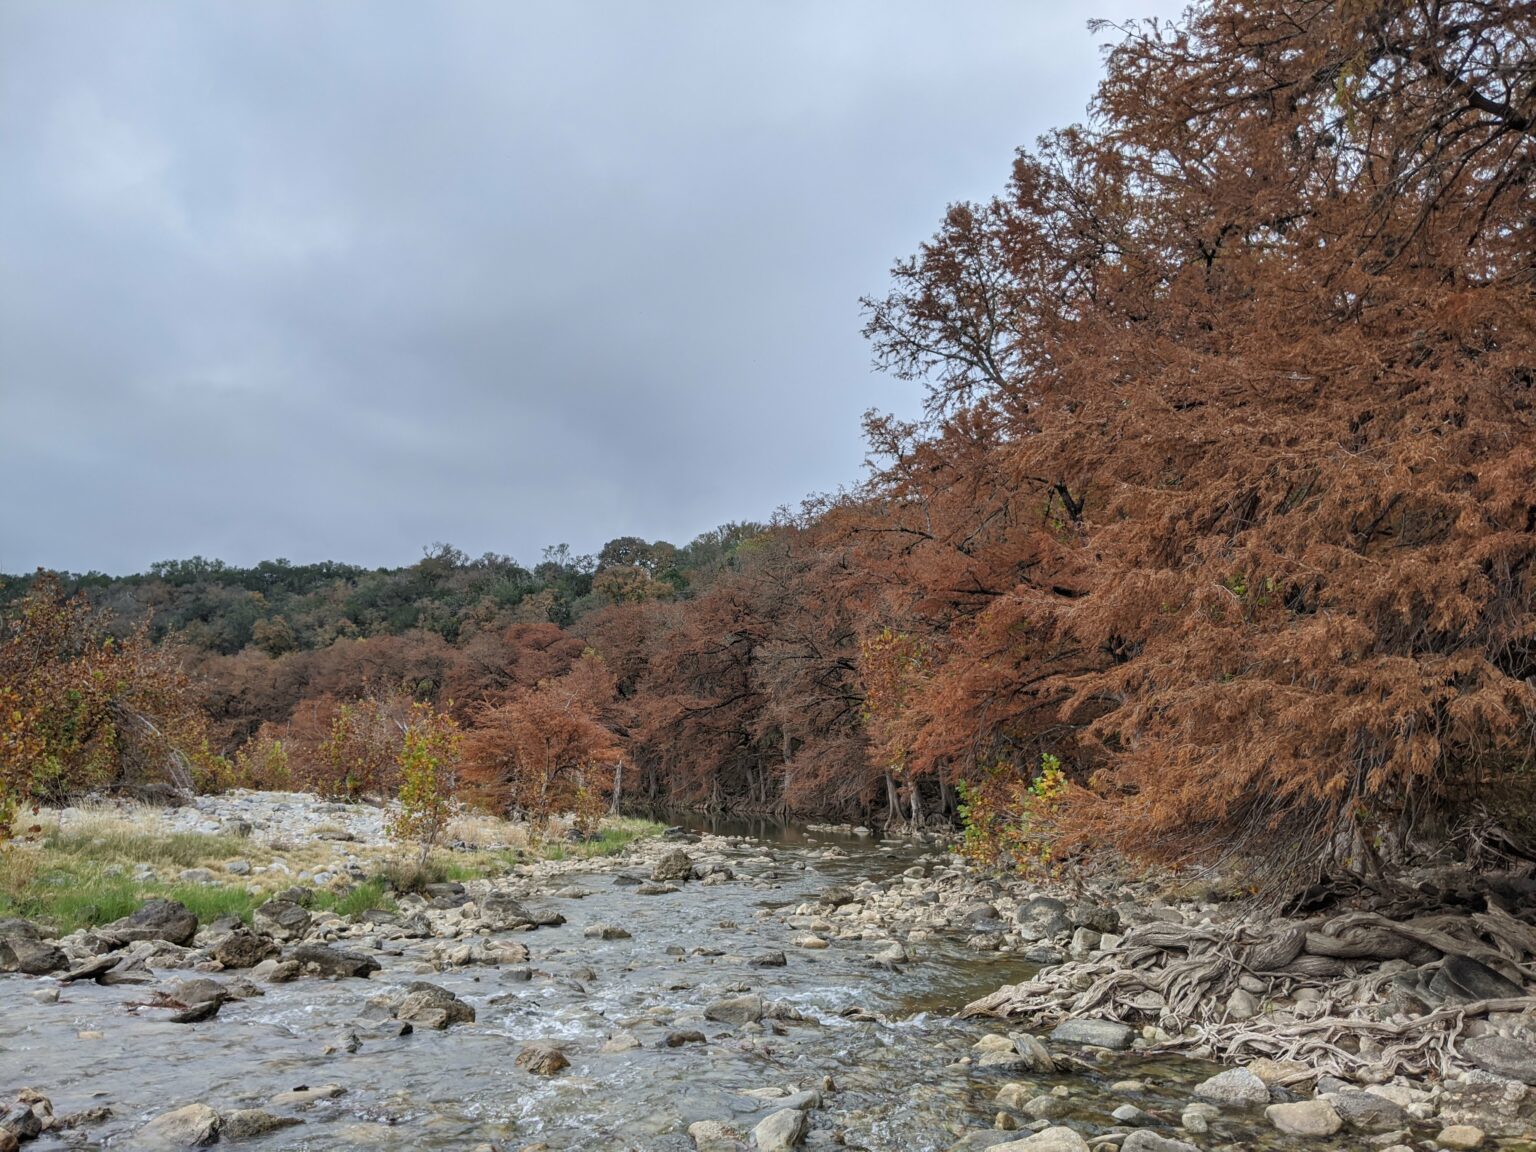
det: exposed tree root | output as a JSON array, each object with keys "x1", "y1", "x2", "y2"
[{"x1": 962, "y1": 900, "x2": 1536, "y2": 1082}]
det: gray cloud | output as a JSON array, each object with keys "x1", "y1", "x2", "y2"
[{"x1": 1, "y1": 0, "x2": 1180, "y2": 573}]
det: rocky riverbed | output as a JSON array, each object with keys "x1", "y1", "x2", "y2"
[{"x1": 2, "y1": 793, "x2": 1534, "y2": 1150}]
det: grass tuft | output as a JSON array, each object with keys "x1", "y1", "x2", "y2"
[
  {"x1": 311, "y1": 878, "x2": 395, "y2": 919},
  {"x1": 0, "y1": 851, "x2": 261, "y2": 934}
]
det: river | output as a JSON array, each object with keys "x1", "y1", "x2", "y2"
[{"x1": 1, "y1": 821, "x2": 1289, "y2": 1151}]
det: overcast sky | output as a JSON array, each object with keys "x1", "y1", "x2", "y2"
[{"x1": 1, "y1": 1, "x2": 1179, "y2": 575}]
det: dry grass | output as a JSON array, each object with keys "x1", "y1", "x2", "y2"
[
  {"x1": 10, "y1": 803, "x2": 365, "y2": 888},
  {"x1": 445, "y1": 808, "x2": 533, "y2": 852}
]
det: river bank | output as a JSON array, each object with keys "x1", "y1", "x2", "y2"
[{"x1": 0, "y1": 791, "x2": 1532, "y2": 1150}]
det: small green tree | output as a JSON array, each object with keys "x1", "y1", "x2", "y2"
[{"x1": 387, "y1": 702, "x2": 461, "y2": 864}]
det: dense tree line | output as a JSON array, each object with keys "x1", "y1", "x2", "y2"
[{"x1": 6, "y1": 1, "x2": 1535, "y2": 880}]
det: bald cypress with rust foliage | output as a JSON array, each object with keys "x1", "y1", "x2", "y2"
[{"x1": 862, "y1": 0, "x2": 1536, "y2": 875}]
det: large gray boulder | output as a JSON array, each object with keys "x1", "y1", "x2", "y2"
[
  {"x1": 1430, "y1": 956, "x2": 1526, "y2": 1004},
  {"x1": 219, "y1": 1110, "x2": 302, "y2": 1139},
  {"x1": 212, "y1": 929, "x2": 279, "y2": 969},
  {"x1": 0, "y1": 936, "x2": 67, "y2": 975},
  {"x1": 1014, "y1": 897, "x2": 1069, "y2": 941},
  {"x1": 705, "y1": 994, "x2": 764, "y2": 1025},
  {"x1": 1049, "y1": 1018, "x2": 1134, "y2": 1050},
  {"x1": 1462, "y1": 1035, "x2": 1536, "y2": 1085},
  {"x1": 1323, "y1": 1089, "x2": 1408, "y2": 1130},
  {"x1": 990, "y1": 1128, "x2": 1090, "y2": 1152},
  {"x1": 252, "y1": 900, "x2": 311, "y2": 942},
  {"x1": 1265, "y1": 1099, "x2": 1342, "y2": 1137},
  {"x1": 1435, "y1": 1078, "x2": 1536, "y2": 1138},
  {"x1": 751, "y1": 1108, "x2": 807, "y2": 1151},
  {"x1": 479, "y1": 893, "x2": 536, "y2": 930},
  {"x1": 1068, "y1": 901, "x2": 1120, "y2": 934},
  {"x1": 393, "y1": 981, "x2": 474, "y2": 1029},
  {"x1": 1192, "y1": 1067, "x2": 1270, "y2": 1107},
  {"x1": 102, "y1": 899, "x2": 198, "y2": 947},
  {"x1": 138, "y1": 1103, "x2": 221, "y2": 1147},
  {"x1": 286, "y1": 944, "x2": 380, "y2": 979},
  {"x1": 651, "y1": 849, "x2": 695, "y2": 883}
]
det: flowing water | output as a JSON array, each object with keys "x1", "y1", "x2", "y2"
[{"x1": 1, "y1": 823, "x2": 1283, "y2": 1151}]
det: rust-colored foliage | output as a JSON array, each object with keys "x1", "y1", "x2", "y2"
[
  {"x1": 305, "y1": 692, "x2": 414, "y2": 800},
  {"x1": 0, "y1": 573, "x2": 213, "y2": 823},
  {"x1": 461, "y1": 650, "x2": 623, "y2": 836},
  {"x1": 862, "y1": 0, "x2": 1536, "y2": 874}
]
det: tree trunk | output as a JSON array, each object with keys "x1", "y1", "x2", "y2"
[
  {"x1": 780, "y1": 731, "x2": 793, "y2": 817},
  {"x1": 884, "y1": 772, "x2": 901, "y2": 828},
  {"x1": 610, "y1": 759, "x2": 623, "y2": 814}
]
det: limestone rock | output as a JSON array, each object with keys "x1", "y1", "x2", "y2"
[
  {"x1": 104, "y1": 899, "x2": 199, "y2": 947},
  {"x1": 515, "y1": 1043, "x2": 569, "y2": 1075},
  {"x1": 394, "y1": 981, "x2": 474, "y2": 1029},
  {"x1": 1265, "y1": 1099, "x2": 1342, "y2": 1137},
  {"x1": 0, "y1": 936, "x2": 67, "y2": 975},
  {"x1": 1180, "y1": 1102, "x2": 1219, "y2": 1134},
  {"x1": 1048, "y1": 1018, "x2": 1134, "y2": 1050},
  {"x1": 705, "y1": 994, "x2": 764, "y2": 1024},
  {"x1": 1436, "y1": 1124, "x2": 1486, "y2": 1150},
  {"x1": 651, "y1": 849, "x2": 695, "y2": 883},
  {"x1": 138, "y1": 1103, "x2": 221, "y2": 1147},
  {"x1": 1193, "y1": 1067, "x2": 1270, "y2": 1107},
  {"x1": 990, "y1": 1127, "x2": 1089, "y2": 1152},
  {"x1": 270, "y1": 1084, "x2": 344, "y2": 1108},
  {"x1": 1245, "y1": 1058, "x2": 1313, "y2": 1088},
  {"x1": 286, "y1": 943, "x2": 380, "y2": 979},
  {"x1": 689, "y1": 1119, "x2": 746, "y2": 1151},
  {"x1": 1020, "y1": 1095, "x2": 1070, "y2": 1121},
  {"x1": 479, "y1": 892, "x2": 537, "y2": 930},
  {"x1": 1323, "y1": 1088, "x2": 1407, "y2": 1130},
  {"x1": 750, "y1": 1108, "x2": 806, "y2": 1150},
  {"x1": 1010, "y1": 1032, "x2": 1056, "y2": 1073},
  {"x1": 212, "y1": 929, "x2": 279, "y2": 969},
  {"x1": 1121, "y1": 1133, "x2": 1199, "y2": 1152},
  {"x1": 1462, "y1": 1035, "x2": 1536, "y2": 1085},
  {"x1": 253, "y1": 900, "x2": 311, "y2": 942},
  {"x1": 220, "y1": 1110, "x2": 303, "y2": 1139},
  {"x1": 1226, "y1": 988, "x2": 1259, "y2": 1020},
  {"x1": 1014, "y1": 897, "x2": 1069, "y2": 941}
]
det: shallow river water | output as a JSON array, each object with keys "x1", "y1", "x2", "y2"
[{"x1": 1, "y1": 822, "x2": 1325, "y2": 1151}]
